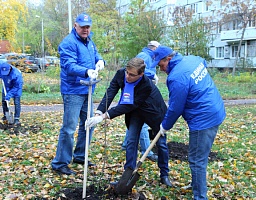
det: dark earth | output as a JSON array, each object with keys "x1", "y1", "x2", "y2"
[
  {"x1": 0, "y1": 121, "x2": 223, "y2": 200},
  {"x1": 52, "y1": 142, "x2": 222, "y2": 200}
]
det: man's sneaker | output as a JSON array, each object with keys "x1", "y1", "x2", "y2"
[
  {"x1": 2, "y1": 116, "x2": 7, "y2": 121},
  {"x1": 147, "y1": 153, "x2": 158, "y2": 162},
  {"x1": 14, "y1": 119, "x2": 21, "y2": 125}
]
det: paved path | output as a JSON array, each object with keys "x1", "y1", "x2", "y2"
[{"x1": 1, "y1": 99, "x2": 255, "y2": 113}]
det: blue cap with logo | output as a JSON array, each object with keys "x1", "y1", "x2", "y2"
[
  {"x1": 152, "y1": 46, "x2": 174, "y2": 67},
  {"x1": 0, "y1": 62, "x2": 11, "y2": 75},
  {"x1": 76, "y1": 13, "x2": 92, "y2": 27}
]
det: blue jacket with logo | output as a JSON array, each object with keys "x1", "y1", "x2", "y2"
[
  {"x1": 0, "y1": 66, "x2": 23, "y2": 99},
  {"x1": 162, "y1": 53, "x2": 226, "y2": 131},
  {"x1": 58, "y1": 28, "x2": 103, "y2": 94},
  {"x1": 136, "y1": 47, "x2": 156, "y2": 79}
]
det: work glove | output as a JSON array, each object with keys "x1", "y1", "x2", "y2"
[
  {"x1": 85, "y1": 116, "x2": 103, "y2": 128},
  {"x1": 5, "y1": 96, "x2": 10, "y2": 101},
  {"x1": 153, "y1": 74, "x2": 159, "y2": 85},
  {"x1": 87, "y1": 69, "x2": 98, "y2": 79},
  {"x1": 95, "y1": 60, "x2": 104, "y2": 71},
  {"x1": 159, "y1": 124, "x2": 167, "y2": 136}
]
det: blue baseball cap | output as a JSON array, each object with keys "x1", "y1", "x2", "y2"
[
  {"x1": 76, "y1": 13, "x2": 92, "y2": 27},
  {"x1": 152, "y1": 46, "x2": 174, "y2": 67},
  {"x1": 0, "y1": 62, "x2": 11, "y2": 75}
]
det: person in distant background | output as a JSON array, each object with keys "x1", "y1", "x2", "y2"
[
  {"x1": 121, "y1": 41, "x2": 160, "y2": 162},
  {"x1": 51, "y1": 12, "x2": 104, "y2": 176},
  {"x1": 0, "y1": 61, "x2": 23, "y2": 125},
  {"x1": 153, "y1": 46, "x2": 226, "y2": 199}
]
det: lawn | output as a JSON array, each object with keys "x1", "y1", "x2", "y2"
[
  {"x1": 0, "y1": 104, "x2": 255, "y2": 199},
  {"x1": 0, "y1": 68, "x2": 255, "y2": 199}
]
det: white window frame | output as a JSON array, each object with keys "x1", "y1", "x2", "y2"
[
  {"x1": 231, "y1": 45, "x2": 239, "y2": 58},
  {"x1": 216, "y1": 47, "x2": 224, "y2": 59}
]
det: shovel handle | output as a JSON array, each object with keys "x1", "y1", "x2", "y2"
[{"x1": 139, "y1": 131, "x2": 162, "y2": 163}]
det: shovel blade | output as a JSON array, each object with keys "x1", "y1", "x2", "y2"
[
  {"x1": 114, "y1": 168, "x2": 140, "y2": 195},
  {"x1": 5, "y1": 111, "x2": 14, "y2": 124}
]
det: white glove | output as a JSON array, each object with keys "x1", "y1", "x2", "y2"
[
  {"x1": 153, "y1": 74, "x2": 159, "y2": 85},
  {"x1": 160, "y1": 124, "x2": 167, "y2": 136},
  {"x1": 95, "y1": 60, "x2": 104, "y2": 71},
  {"x1": 85, "y1": 116, "x2": 103, "y2": 128},
  {"x1": 87, "y1": 69, "x2": 98, "y2": 79}
]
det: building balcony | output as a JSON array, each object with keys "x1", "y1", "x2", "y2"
[{"x1": 221, "y1": 27, "x2": 256, "y2": 42}]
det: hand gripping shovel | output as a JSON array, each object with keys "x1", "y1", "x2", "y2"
[
  {"x1": 2, "y1": 80, "x2": 14, "y2": 124},
  {"x1": 114, "y1": 130, "x2": 162, "y2": 195},
  {"x1": 80, "y1": 79, "x2": 101, "y2": 199}
]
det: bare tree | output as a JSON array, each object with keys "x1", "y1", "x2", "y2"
[{"x1": 217, "y1": 0, "x2": 256, "y2": 76}]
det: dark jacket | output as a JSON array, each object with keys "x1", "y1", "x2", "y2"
[{"x1": 97, "y1": 68, "x2": 167, "y2": 133}]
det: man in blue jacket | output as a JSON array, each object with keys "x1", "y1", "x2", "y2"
[
  {"x1": 51, "y1": 13, "x2": 104, "y2": 175},
  {"x1": 153, "y1": 46, "x2": 226, "y2": 199},
  {"x1": 0, "y1": 62, "x2": 23, "y2": 125},
  {"x1": 122, "y1": 41, "x2": 160, "y2": 162}
]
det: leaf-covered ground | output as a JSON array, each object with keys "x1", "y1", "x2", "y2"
[{"x1": 0, "y1": 105, "x2": 255, "y2": 199}]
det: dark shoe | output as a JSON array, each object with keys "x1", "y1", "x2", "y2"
[
  {"x1": 88, "y1": 161, "x2": 96, "y2": 167},
  {"x1": 73, "y1": 159, "x2": 96, "y2": 167},
  {"x1": 160, "y1": 176, "x2": 173, "y2": 187},
  {"x1": 147, "y1": 153, "x2": 158, "y2": 162},
  {"x1": 110, "y1": 181, "x2": 118, "y2": 188},
  {"x1": 53, "y1": 166, "x2": 76, "y2": 175},
  {"x1": 14, "y1": 119, "x2": 21, "y2": 125},
  {"x1": 2, "y1": 116, "x2": 6, "y2": 121}
]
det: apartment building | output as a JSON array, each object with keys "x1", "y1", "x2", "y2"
[
  {"x1": 176, "y1": 0, "x2": 256, "y2": 68},
  {"x1": 117, "y1": 0, "x2": 256, "y2": 68}
]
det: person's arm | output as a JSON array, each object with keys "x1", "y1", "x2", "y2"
[
  {"x1": 161, "y1": 80, "x2": 188, "y2": 131},
  {"x1": 5, "y1": 73, "x2": 23, "y2": 100}
]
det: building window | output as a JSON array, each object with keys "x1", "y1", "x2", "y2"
[
  {"x1": 205, "y1": 1, "x2": 209, "y2": 11},
  {"x1": 248, "y1": 16, "x2": 256, "y2": 27},
  {"x1": 216, "y1": 47, "x2": 224, "y2": 58},
  {"x1": 231, "y1": 45, "x2": 239, "y2": 58},
  {"x1": 191, "y1": 3, "x2": 198, "y2": 13}
]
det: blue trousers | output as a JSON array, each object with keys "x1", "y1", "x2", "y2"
[
  {"x1": 51, "y1": 94, "x2": 94, "y2": 169},
  {"x1": 122, "y1": 123, "x2": 154, "y2": 156},
  {"x1": 188, "y1": 125, "x2": 219, "y2": 200},
  {"x1": 124, "y1": 114, "x2": 169, "y2": 177},
  {"x1": 2, "y1": 96, "x2": 21, "y2": 119}
]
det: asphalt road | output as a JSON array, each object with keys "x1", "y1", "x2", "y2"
[{"x1": 1, "y1": 99, "x2": 256, "y2": 113}]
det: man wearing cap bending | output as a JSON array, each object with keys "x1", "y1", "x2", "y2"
[
  {"x1": 0, "y1": 62, "x2": 23, "y2": 125},
  {"x1": 51, "y1": 13, "x2": 105, "y2": 175},
  {"x1": 121, "y1": 41, "x2": 160, "y2": 162},
  {"x1": 152, "y1": 46, "x2": 226, "y2": 199}
]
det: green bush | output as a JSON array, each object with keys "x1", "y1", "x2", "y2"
[
  {"x1": 227, "y1": 72, "x2": 256, "y2": 83},
  {"x1": 45, "y1": 65, "x2": 61, "y2": 78}
]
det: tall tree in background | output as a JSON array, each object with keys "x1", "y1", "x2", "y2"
[
  {"x1": 86, "y1": 0, "x2": 123, "y2": 69},
  {"x1": 0, "y1": 0, "x2": 28, "y2": 51},
  {"x1": 171, "y1": 5, "x2": 211, "y2": 60},
  {"x1": 120, "y1": 0, "x2": 167, "y2": 61}
]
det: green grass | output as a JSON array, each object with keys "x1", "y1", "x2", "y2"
[
  {"x1": 2, "y1": 67, "x2": 255, "y2": 105},
  {"x1": 0, "y1": 105, "x2": 255, "y2": 199},
  {"x1": 0, "y1": 67, "x2": 255, "y2": 198}
]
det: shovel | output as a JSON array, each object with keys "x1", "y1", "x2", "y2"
[
  {"x1": 80, "y1": 78, "x2": 101, "y2": 199},
  {"x1": 114, "y1": 130, "x2": 162, "y2": 195},
  {"x1": 2, "y1": 80, "x2": 14, "y2": 124}
]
